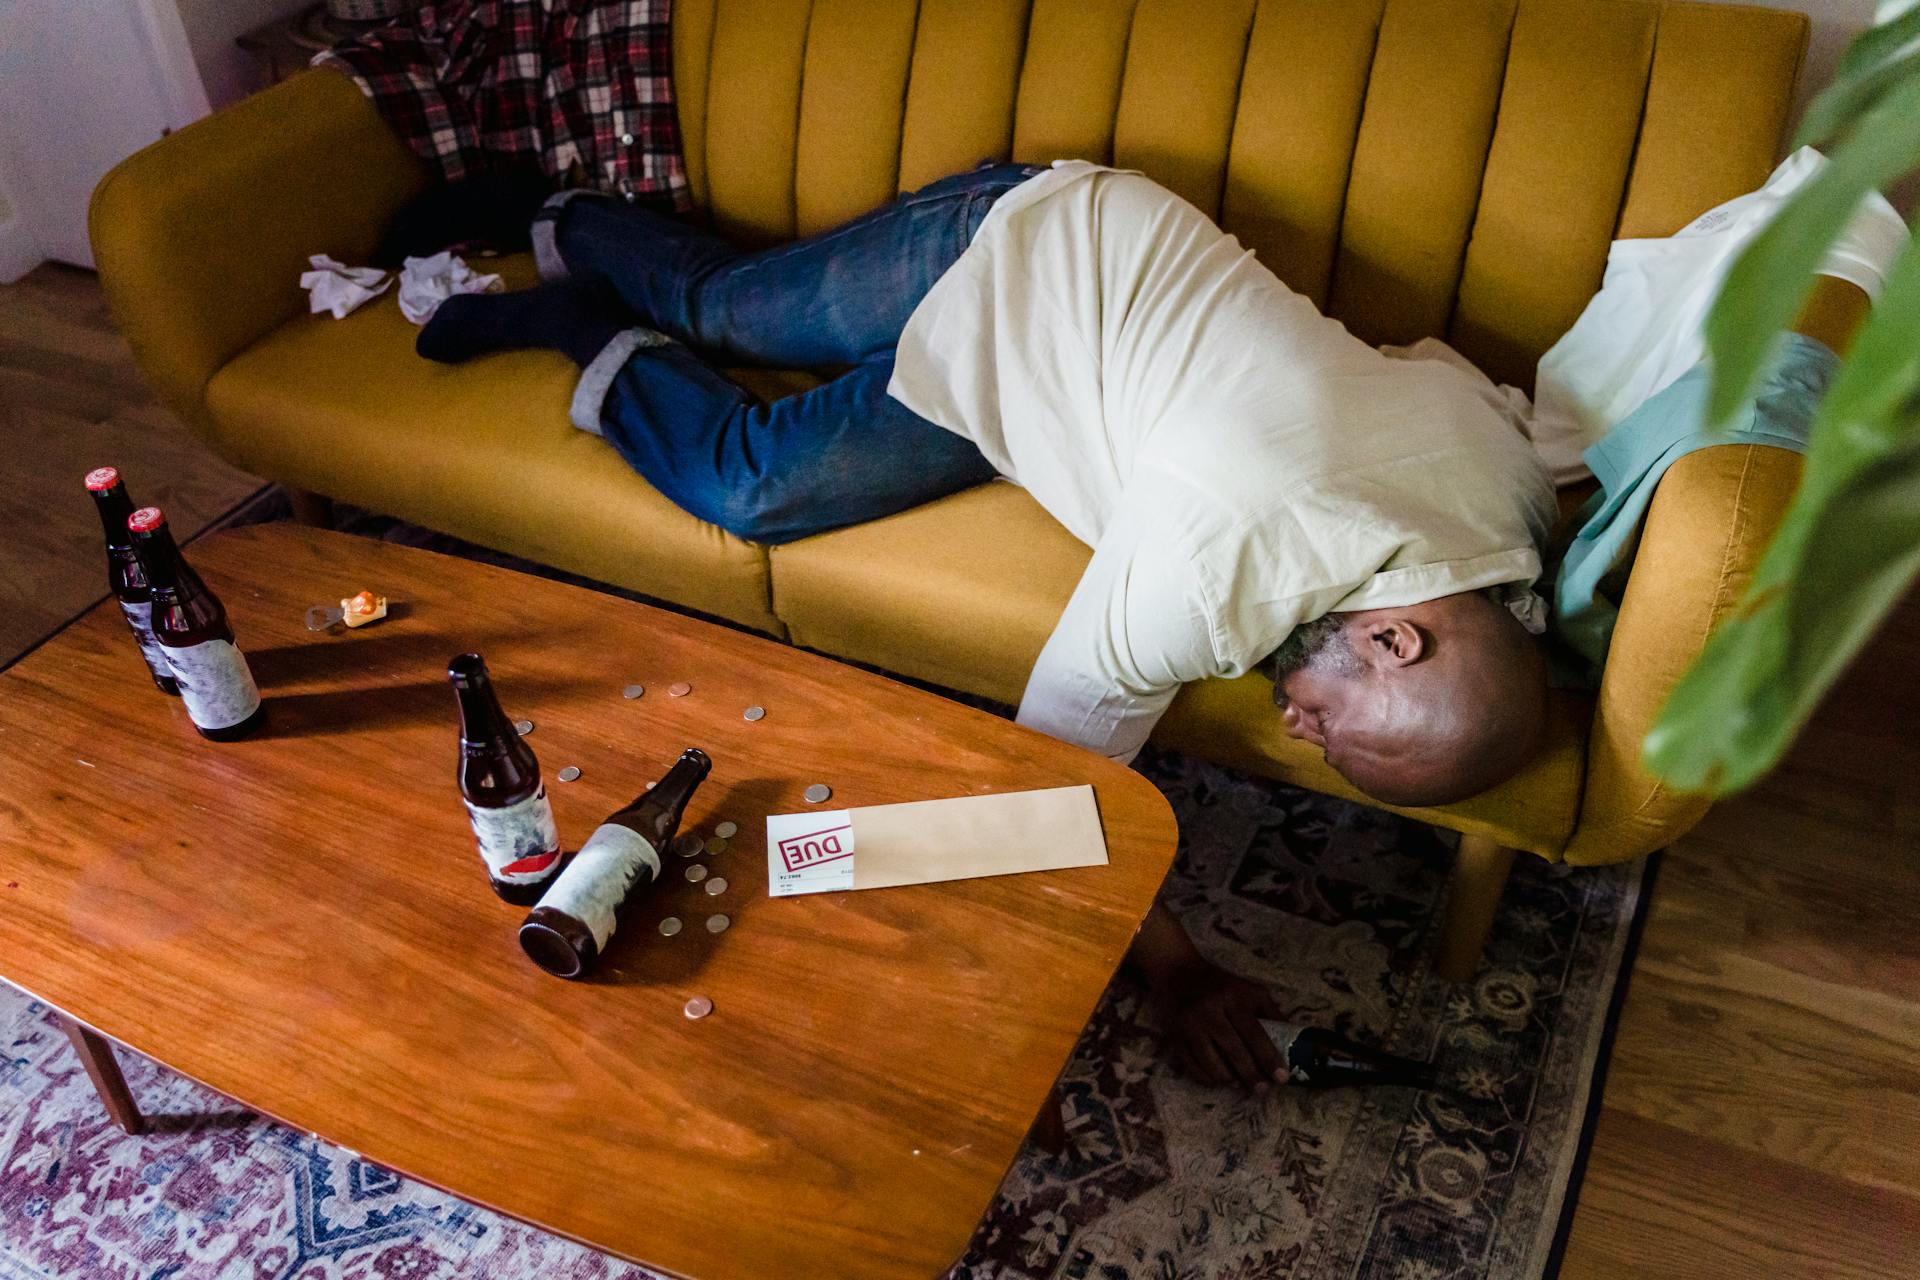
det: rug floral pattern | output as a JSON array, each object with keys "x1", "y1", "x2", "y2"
[{"x1": 0, "y1": 747, "x2": 1640, "y2": 1280}]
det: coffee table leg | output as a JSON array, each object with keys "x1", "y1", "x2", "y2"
[
  {"x1": 1029, "y1": 1085, "x2": 1067, "y2": 1156},
  {"x1": 58, "y1": 1015, "x2": 145, "y2": 1136}
]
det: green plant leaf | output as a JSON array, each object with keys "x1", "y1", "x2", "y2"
[
  {"x1": 1795, "y1": 6, "x2": 1920, "y2": 145},
  {"x1": 1702, "y1": 69, "x2": 1920, "y2": 427}
]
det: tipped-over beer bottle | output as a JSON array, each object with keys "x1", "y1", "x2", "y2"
[
  {"x1": 128, "y1": 506, "x2": 265, "y2": 741},
  {"x1": 448, "y1": 653, "x2": 563, "y2": 905},
  {"x1": 1261, "y1": 1021, "x2": 1438, "y2": 1089},
  {"x1": 86, "y1": 467, "x2": 179, "y2": 695},
  {"x1": 520, "y1": 747, "x2": 713, "y2": 979}
]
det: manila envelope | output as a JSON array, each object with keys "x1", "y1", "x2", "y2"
[{"x1": 764, "y1": 784, "x2": 1108, "y2": 897}]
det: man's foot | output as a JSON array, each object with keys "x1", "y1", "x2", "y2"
[
  {"x1": 1129, "y1": 900, "x2": 1287, "y2": 1090},
  {"x1": 416, "y1": 280, "x2": 626, "y2": 367}
]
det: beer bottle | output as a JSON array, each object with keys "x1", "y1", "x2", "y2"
[
  {"x1": 520, "y1": 747, "x2": 712, "y2": 979},
  {"x1": 85, "y1": 467, "x2": 179, "y2": 695},
  {"x1": 448, "y1": 653, "x2": 563, "y2": 905},
  {"x1": 128, "y1": 506, "x2": 265, "y2": 741},
  {"x1": 1261, "y1": 1021, "x2": 1438, "y2": 1089}
]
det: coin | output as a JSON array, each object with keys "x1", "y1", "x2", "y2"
[
  {"x1": 659, "y1": 917, "x2": 682, "y2": 937},
  {"x1": 514, "y1": 719, "x2": 534, "y2": 735},
  {"x1": 668, "y1": 682, "x2": 692, "y2": 697},
  {"x1": 622, "y1": 684, "x2": 645, "y2": 699},
  {"x1": 714, "y1": 820, "x2": 738, "y2": 839},
  {"x1": 704, "y1": 836, "x2": 729, "y2": 856},
  {"x1": 557, "y1": 765, "x2": 581, "y2": 783},
  {"x1": 743, "y1": 706, "x2": 765, "y2": 721},
  {"x1": 706, "y1": 914, "x2": 730, "y2": 934},
  {"x1": 671, "y1": 832, "x2": 703, "y2": 858},
  {"x1": 705, "y1": 877, "x2": 728, "y2": 896},
  {"x1": 685, "y1": 863, "x2": 707, "y2": 883},
  {"x1": 684, "y1": 996, "x2": 712, "y2": 1019},
  {"x1": 804, "y1": 783, "x2": 832, "y2": 804}
]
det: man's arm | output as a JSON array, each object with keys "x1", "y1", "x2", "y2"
[{"x1": 1015, "y1": 520, "x2": 1218, "y2": 763}]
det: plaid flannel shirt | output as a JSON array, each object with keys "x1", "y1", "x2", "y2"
[{"x1": 316, "y1": 0, "x2": 690, "y2": 211}]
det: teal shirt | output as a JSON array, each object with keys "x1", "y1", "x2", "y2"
[{"x1": 1547, "y1": 331, "x2": 1837, "y2": 688}]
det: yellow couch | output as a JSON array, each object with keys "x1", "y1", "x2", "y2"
[{"x1": 92, "y1": 0, "x2": 1827, "y2": 974}]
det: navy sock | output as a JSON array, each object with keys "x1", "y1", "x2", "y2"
[{"x1": 416, "y1": 281, "x2": 627, "y2": 368}]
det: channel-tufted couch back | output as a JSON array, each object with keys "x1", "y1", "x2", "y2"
[{"x1": 670, "y1": 0, "x2": 1805, "y2": 391}]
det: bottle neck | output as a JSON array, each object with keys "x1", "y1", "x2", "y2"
[
  {"x1": 613, "y1": 749, "x2": 713, "y2": 842},
  {"x1": 454, "y1": 677, "x2": 515, "y2": 748},
  {"x1": 92, "y1": 485, "x2": 135, "y2": 548},
  {"x1": 131, "y1": 525, "x2": 185, "y2": 596}
]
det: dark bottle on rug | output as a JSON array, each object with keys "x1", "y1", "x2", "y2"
[
  {"x1": 519, "y1": 747, "x2": 712, "y2": 979},
  {"x1": 449, "y1": 653, "x2": 564, "y2": 906},
  {"x1": 86, "y1": 467, "x2": 179, "y2": 695},
  {"x1": 128, "y1": 506, "x2": 265, "y2": 741},
  {"x1": 1261, "y1": 1021, "x2": 1438, "y2": 1089}
]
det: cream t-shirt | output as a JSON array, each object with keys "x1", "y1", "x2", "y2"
[{"x1": 888, "y1": 162, "x2": 1557, "y2": 761}]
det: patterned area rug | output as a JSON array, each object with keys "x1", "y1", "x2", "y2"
[{"x1": 0, "y1": 510, "x2": 1647, "y2": 1280}]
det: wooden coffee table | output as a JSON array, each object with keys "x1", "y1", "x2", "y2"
[{"x1": 0, "y1": 524, "x2": 1177, "y2": 1279}]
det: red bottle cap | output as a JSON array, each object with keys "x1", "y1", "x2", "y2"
[
  {"x1": 84, "y1": 466, "x2": 121, "y2": 492},
  {"x1": 128, "y1": 506, "x2": 166, "y2": 534}
]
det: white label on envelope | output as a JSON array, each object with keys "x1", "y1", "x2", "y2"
[{"x1": 766, "y1": 809, "x2": 855, "y2": 897}]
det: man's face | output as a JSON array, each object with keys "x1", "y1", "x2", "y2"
[{"x1": 1270, "y1": 615, "x2": 1366, "y2": 761}]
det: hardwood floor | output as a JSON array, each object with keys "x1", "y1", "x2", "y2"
[
  {"x1": 5, "y1": 266, "x2": 1916, "y2": 1277},
  {"x1": 0, "y1": 264, "x2": 262, "y2": 662},
  {"x1": 1559, "y1": 588, "x2": 1920, "y2": 1278}
]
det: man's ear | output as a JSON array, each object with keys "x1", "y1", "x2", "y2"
[{"x1": 1361, "y1": 616, "x2": 1426, "y2": 667}]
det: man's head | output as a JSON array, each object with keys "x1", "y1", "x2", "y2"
[{"x1": 1268, "y1": 591, "x2": 1546, "y2": 807}]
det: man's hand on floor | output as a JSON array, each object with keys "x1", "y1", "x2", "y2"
[{"x1": 1128, "y1": 900, "x2": 1287, "y2": 1090}]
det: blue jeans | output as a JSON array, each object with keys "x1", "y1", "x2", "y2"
[{"x1": 543, "y1": 163, "x2": 1041, "y2": 544}]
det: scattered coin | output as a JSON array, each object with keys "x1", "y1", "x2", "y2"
[
  {"x1": 671, "y1": 832, "x2": 703, "y2": 858},
  {"x1": 705, "y1": 877, "x2": 728, "y2": 896},
  {"x1": 804, "y1": 783, "x2": 832, "y2": 804},
  {"x1": 684, "y1": 996, "x2": 712, "y2": 1019},
  {"x1": 685, "y1": 863, "x2": 708, "y2": 883},
  {"x1": 706, "y1": 914, "x2": 731, "y2": 934},
  {"x1": 659, "y1": 917, "x2": 682, "y2": 937},
  {"x1": 514, "y1": 719, "x2": 534, "y2": 736},
  {"x1": 714, "y1": 820, "x2": 738, "y2": 839},
  {"x1": 557, "y1": 765, "x2": 582, "y2": 783},
  {"x1": 705, "y1": 836, "x2": 729, "y2": 856},
  {"x1": 743, "y1": 705, "x2": 766, "y2": 721},
  {"x1": 668, "y1": 682, "x2": 692, "y2": 697}
]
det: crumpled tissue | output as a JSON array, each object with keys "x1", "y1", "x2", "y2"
[
  {"x1": 397, "y1": 251, "x2": 503, "y2": 324},
  {"x1": 300, "y1": 255, "x2": 391, "y2": 319}
]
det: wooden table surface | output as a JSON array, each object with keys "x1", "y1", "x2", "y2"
[{"x1": 0, "y1": 524, "x2": 1177, "y2": 1279}]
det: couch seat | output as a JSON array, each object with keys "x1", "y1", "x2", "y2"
[{"x1": 204, "y1": 257, "x2": 782, "y2": 634}]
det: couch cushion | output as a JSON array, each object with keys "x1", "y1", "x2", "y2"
[
  {"x1": 204, "y1": 258, "x2": 782, "y2": 634},
  {"x1": 769, "y1": 480, "x2": 1585, "y2": 856}
]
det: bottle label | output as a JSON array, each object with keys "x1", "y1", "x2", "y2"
[
  {"x1": 464, "y1": 788, "x2": 562, "y2": 883},
  {"x1": 164, "y1": 637, "x2": 261, "y2": 730},
  {"x1": 118, "y1": 600, "x2": 173, "y2": 681},
  {"x1": 1259, "y1": 1019, "x2": 1305, "y2": 1083},
  {"x1": 535, "y1": 823, "x2": 662, "y2": 950}
]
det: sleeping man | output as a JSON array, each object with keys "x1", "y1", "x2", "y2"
[{"x1": 417, "y1": 160, "x2": 1562, "y2": 1089}]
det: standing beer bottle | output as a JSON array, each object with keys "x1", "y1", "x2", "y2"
[
  {"x1": 449, "y1": 653, "x2": 564, "y2": 904},
  {"x1": 1261, "y1": 1021, "x2": 1438, "y2": 1089},
  {"x1": 519, "y1": 747, "x2": 712, "y2": 979},
  {"x1": 85, "y1": 467, "x2": 179, "y2": 695},
  {"x1": 128, "y1": 506, "x2": 265, "y2": 740}
]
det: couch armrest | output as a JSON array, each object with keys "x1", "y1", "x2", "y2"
[
  {"x1": 89, "y1": 68, "x2": 426, "y2": 439},
  {"x1": 1562, "y1": 275, "x2": 1869, "y2": 864},
  {"x1": 1560, "y1": 443, "x2": 1803, "y2": 863}
]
